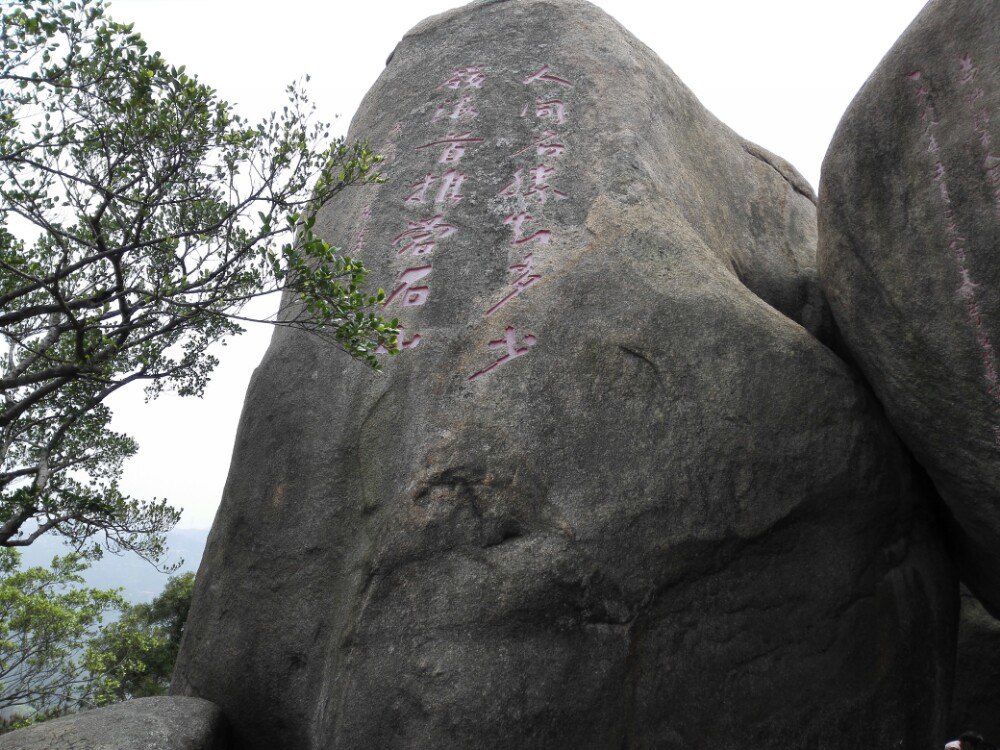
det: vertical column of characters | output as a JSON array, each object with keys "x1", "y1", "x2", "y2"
[
  {"x1": 383, "y1": 65, "x2": 487, "y2": 354},
  {"x1": 906, "y1": 70, "x2": 1000, "y2": 444},
  {"x1": 957, "y1": 55, "x2": 1000, "y2": 215},
  {"x1": 956, "y1": 55, "x2": 1000, "y2": 445},
  {"x1": 469, "y1": 65, "x2": 574, "y2": 381},
  {"x1": 353, "y1": 121, "x2": 404, "y2": 258},
  {"x1": 351, "y1": 122, "x2": 403, "y2": 258}
]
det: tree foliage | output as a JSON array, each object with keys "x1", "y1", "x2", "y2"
[
  {"x1": 89, "y1": 571, "x2": 194, "y2": 703},
  {"x1": 0, "y1": 552, "x2": 195, "y2": 730},
  {"x1": 0, "y1": 548, "x2": 125, "y2": 725},
  {"x1": 0, "y1": 0, "x2": 398, "y2": 561}
]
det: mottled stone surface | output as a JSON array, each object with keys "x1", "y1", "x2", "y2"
[
  {"x1": 173, "y1": 1, "x2": 956, "y2": 747},
  {"x1": 818, "y1": 0, "x2": 1000, "y2": 615},
  {"x1": 0, "y1": 697, "x2": 229, "y2": 750},
  {"x1": 950, "y1": 587, "x2": 1000, "y2": 741}
]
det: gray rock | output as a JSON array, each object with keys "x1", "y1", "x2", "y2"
[
  {"x1": 818, "y1": 0, "x2": 1000, "y2": 615},
  {"x1": 0, "y1": 697, "x2": 229, "y2": 750},
  {"x1": 949, "y1": 587, "x2": 1000, "y2": 741},
  {"x1": 173, "y1": 1, "x2": 956, "y2": 747}
]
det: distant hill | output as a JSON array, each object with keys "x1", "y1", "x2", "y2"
[{"x1": 15, "y1": 528, "x2": 209, "y2": 603}]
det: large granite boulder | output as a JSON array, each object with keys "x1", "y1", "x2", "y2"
[
  {"x1": 0, "y1": 697, "x2": 229, "y2": 750},
  {"x1": 949, "y1": 587, "x2": 1000, "y2": 741},
  {"x1": 172, "y1": 1, "x2": 957, "y2": 747},
  {"x1": 818, "y1": 0, "x2": 1000, "y2": 615}
]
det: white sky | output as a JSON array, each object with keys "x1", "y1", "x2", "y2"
[{"x1": 102, "y1": 0, "x2": 929, "y2": 529}]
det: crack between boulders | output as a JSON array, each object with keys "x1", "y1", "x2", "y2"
[{"x1": 742, "y1": 141, "x2": 817, "y2": 205}]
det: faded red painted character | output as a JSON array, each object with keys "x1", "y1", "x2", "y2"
[
  {"x1": 959, "y1": 54, "x2": 978, "y2": 85},
  {"x1": 393, "y1": 215, "x2": 458, "y2": 256},
  {"x1": 384, "y1": 266, "x2": 433, "y2": 307},
  {"x1": 468, "y1": 326, "x2": 538, "y2": 380},
  {"x1": 439, "y1": 65, "x2": 487, "y2": 90},
  {"x1": 522, "y1": 64, "x2": 574, "y2": 88},
  {"x1": 486, "y1": 252, "x2": 541, "y2": 316},
  {"x1": 351, "y1": 205, "x2": 373, "y2": 252},
  {"x1": 415, "y1": 132, "x2": 485, "y2": 165},
  {"x1": 432, "y1": 95, "x2": 478, "y2": 123},
  {"x1": 957, "y1": 54, "x2": 1000, "y2": 214},
  {"x1": 380, "y1": 143, "x2": 398, "y2": 164}
]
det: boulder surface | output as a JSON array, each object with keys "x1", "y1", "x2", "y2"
[
  {"x1": 173, "y1": 1, "x2": 956, "y2": 747},
  {"x1": 949, "y1": 587, "x2": 1000, "y2": 741},
  {"x1": 0, "y1": 697, "x2": 229, "y2": 750},
  {"x1": 818, "y1": 0, "x2": 1000, "y2": 614}
]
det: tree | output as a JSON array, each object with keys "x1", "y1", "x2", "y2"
[
  {"x1": 89, "y1": 571, "x2": 194, "y2": 703},
  {"x1": 0, "y1": 552, "x2": 194, "y2": 730},
  {"x1": 0, "y1": 0, "x2": 398, "y2": 562},
  {"x1": 0, "y1": 547, "x2": 126, "y2": 725}
]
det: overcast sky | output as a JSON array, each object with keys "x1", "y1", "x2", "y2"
[{"x1": 102, "y1": 0, "x2": 929, "y2": 529}]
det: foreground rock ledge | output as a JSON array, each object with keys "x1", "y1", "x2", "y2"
[
  {"x1": 172, "y1": 1, "x2": 956, "y2": 748},
  {"x1": 0, "y1": 697, "x2": 230, "y2": 750},
  {"x1": 818, "y1": 0, "x2": 1000, "y2": 615},
  {"x1": 950, "y1": 587, "x2": 1000, "y2": 741}
]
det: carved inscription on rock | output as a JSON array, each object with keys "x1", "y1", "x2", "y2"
[
  {"x1": 379, "y1": 62, "x2": 579, "y2": 382},
  {"x1": 907, "y1": 68, "x2": 1000, "y2": 443}
]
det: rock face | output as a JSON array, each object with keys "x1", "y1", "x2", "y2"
[
  {"x1": 818, "y1": 0, "x2": 1000, "y2": 615},
  {"x1": 0, "y1": 697, "x2": 229, "y2": 750},
  {"x1": 172, "y1": 1, "x2": 956, "y2": 747},
  {"x1": 949, "y1": 587, "x2": 1000, "y2": 740}
]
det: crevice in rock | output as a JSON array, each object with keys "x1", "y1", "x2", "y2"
[{"x1": 742, "y1": 140, "x2": 818, "y2": 204}]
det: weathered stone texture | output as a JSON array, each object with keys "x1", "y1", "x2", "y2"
[
  {"x1": 172, "y1": 1, "x2": 957, "y2": 747},
  {"x1": 949, "y1": 587, "x2": 1000, "y2": 741},
  {"x1": 0, "y1": 697, "x2": 229, "y2": 750},
  {"x1": 818, "y1": 0, "x2": 1000, "y2": 615}
]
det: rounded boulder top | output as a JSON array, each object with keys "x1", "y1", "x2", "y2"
[
  {"x1": 819, "y1": 0, "x2": 1000, "y2": 616},
  {"x1": 173, "y1": 1, "x2": 957, "y2": 747}
]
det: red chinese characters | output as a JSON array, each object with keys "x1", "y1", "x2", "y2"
[
  {"x1": 468, "y1": 326, "x2": 538, "y2": 380},
  {"x1": 512, "y1": 130, "x2": 566, "y2": 158},
  {"x1": 521, "y1": 98, "x2": 567, "y2": 125},
  {"x1": 503, "y1": 212, "x2": 551, "y2": 246},
  {"x1": 416, "y1": 132, "x2": 484, "y2": 164},
  {"x1": 486, "y1": 253, "x2": 541, "y2": 317},
  {"x1": 907, "y1": 68, "x2": 1000, "y2": 441},
  {"x1": 384, "y1": 60, "x2": 578, "y2": 380},
  {"x1": 469, "y1": 64, "x2": 575, "y2": 381},
  {"x1": 432, "y1": 95, "x2": 479, "y2": 123},
  {"x1": 498, "y1": 165, "x2": 568, "y2": 204},
  {"x1": 405, "y1": 170, "x2": 467, "y2": 206},
  {"x1": 376, "y1": 326, "x2": 421, "y2": 354},
  {"x1": 440, "y1": 65, "x2": 487, "y2": 90},
  {"x1": 383, "y1": 67, "x2": 490, "y2": 352},
  {"x1": 957, "y1": 55, "x2": 1000, "y2": 215},
  {"x1": 393, "y1": 214, "x2": 458, "y2": 256},
  {"x1": 523, "y1": 65, "x2": 574, "y2": 88},
  {"x1": 384, "y1": 265, "x2": 432, "y2": 307}
]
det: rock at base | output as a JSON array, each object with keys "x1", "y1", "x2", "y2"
[
  {"x1": 0, "y1": 697, "x2": 229, "y2": 750},
  {"x1": 950, "y1": 587, "x2": 1000, "y2": 741}
]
